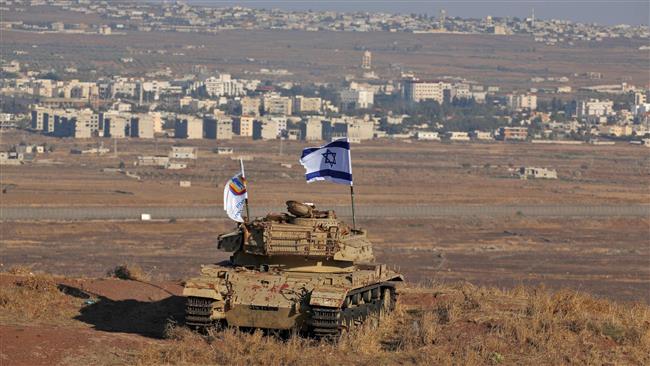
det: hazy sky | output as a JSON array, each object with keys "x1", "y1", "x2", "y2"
[{"x1": 187, "y1": 1, "x2": 649, "y2": 26}]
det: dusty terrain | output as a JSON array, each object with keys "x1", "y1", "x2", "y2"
[
  {"x1": 2, "y1": 7, "x2": 648, "y2": 89},
  {"x1": 2, "y1": 131, "x2": 649, "y2": 207},
  {"x1": 0, "y1": 271, "x2": 648, "y2": 365},
  {"x1": 2, "y1": 133, "x2": 649, "y2": 366},
  {"x1": 1, "y1": 216, "x2": 648, "y2": 304}
]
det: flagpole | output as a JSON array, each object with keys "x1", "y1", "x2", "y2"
[
  {"x1": 346, "y1": 138, "x2": 356, "y2": 231},
  {"x1": 350, "y1": 184, "x2": 356, "y2": 230},
  {"x1": 240, "y1": 158, "x2": 251, "y2": 223}
]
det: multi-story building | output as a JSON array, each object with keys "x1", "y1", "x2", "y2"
[
  {"x1": 31, "y1": 106, "x2": 52, "y2": 131},
  {"x1": 293, "y1": 96, "x2": 322, "y2": 114},
  {"x1": 263, "y1": 94, "x2": 292, "y2": 115},
  {"x1": 112, "y1": 77, "x2": 139, "y2": 98},
  {"x1": 498, "y1": 126, "x2": 529, "y2": 141},
  {"x1": 240, "y1": 96, "x2": 261, "y2": 116},
  {"x1": 304, "y1": 117, "x2": 324, "y2": 140},
  {"x1": 339, "y1": 88, "x2": 374, "y2": 109},
  {"x1": 203, "y1": 117, "x2": 233, "y2": 140},
  {"x1": 131, "y1": 113, "x2": 155, "y2": 138},
  {"x1": 235, "y1": 115, "x2": 255, "y2": 137},
  {"x1": 174, "y1": 114, "x2": 203, "y2": 139},
  {"x1": 403, "y1": 78, "x2": 450, "y2": 103},
  {"x1": 577, "y1": 99, "x2": 613, "y2": 121},
  {"x1": 507, "y1": 94, "x2": 537, "y2": 111},
  {"x1": 204, "y1": 74, "x2": 245, "y2": 97},
  {"x1": 74, "y1": 108, "x2": 102, "y2": 138},
  {"x1": 346, "y1": 119, "x2": 374, "y2": 142},
  {"x1": 103, "y1": 111, "x2": 130, "y2": 138},
  {"x1": 253, "y1": 119, "x2": 280, "y2": 140}
]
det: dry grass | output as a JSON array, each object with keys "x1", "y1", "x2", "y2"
[
  {"x1": 136, "y1": 283, "x2": 650, "y2": 366},
  {"x1": 0, "y1": 268, "x2": 647, "y2": 364},
  {"x1": 0, "y1": 267, "x2": 79, "y2": 324},
  {"x1": 108, "y1": 263, "x2": 151, "y2": 282}
]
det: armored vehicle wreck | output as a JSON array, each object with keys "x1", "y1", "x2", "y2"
[{"x1": 183, "y1": 200, "x2": 404, "y2": 337}]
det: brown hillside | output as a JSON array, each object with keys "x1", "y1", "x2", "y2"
[{"x1": 0, "y1": 270, "x2": 648, "y2": 365}]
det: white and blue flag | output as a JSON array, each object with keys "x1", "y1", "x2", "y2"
[{"x1": 299, "y1": 138, "x2": 353, "y2": 185}]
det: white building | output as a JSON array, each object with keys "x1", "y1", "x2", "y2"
[
  {"x1": 305, "y1": 117, "x2": 324, "y2": 140},
  {"x1": 340, "y1": 88, "x2": 374, "y2": 109},
  {"x1": 263, "y1": 94, "x2": 292, "y2": 115},
  {"x1": 132, "y1": 113, "x2": 155, "y2": 138},
  {"x1": 447, "y1": 131, "x2": 471, "y2": 141},
  {"x1": 577, "y1": 99, "x2": 613, "y2": 121},
  {"x1": 293, "y1": 96, "x2": 322, "y2": 114},
  {"x1": 403, "y1": 78, "x2": 451, "y2": 103},
  {"x1": 175, "y1": 115, "x2": 203, "y2": 139},
  {"x1": 416, "y1": 131, "x2": 441, "y2": 141},
  {"x1": 170, "y1": 146, "x2": 197, "y2": 159},
  {"x1": 204, "y1": 74, "x2": 245, "y2": 97},
  {"x1": 240, "y1": 97, "x2": 261, "y2": 116},
  {"x1": 507, "y1": 94, "x2": 537, "y2": 111},
  {"x1": 236, "y1": 116, "x2": 255, "y2": 137}
]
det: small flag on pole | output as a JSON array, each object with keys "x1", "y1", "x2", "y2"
[
  {"x1": 299, "y1": 138, "x2": 353, "y2": 185},
  {"x1": 223, "y1": 173, "x2": 247, "y2": 222}
]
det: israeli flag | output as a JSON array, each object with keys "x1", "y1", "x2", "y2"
[{"x1": 299, "y1": 138, "x2": 353, "y2": 185}]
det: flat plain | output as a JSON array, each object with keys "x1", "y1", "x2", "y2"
[{"x1": 1, "y1": 130, "x2": 649, "y2": 304}]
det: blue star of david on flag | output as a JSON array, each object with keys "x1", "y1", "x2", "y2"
[
  {"x1": 299, "y1": 138, "x2": 353, "y2": 185},
  {"x1": 321, "y1": 149, "x2": 337, "y2": 168}
]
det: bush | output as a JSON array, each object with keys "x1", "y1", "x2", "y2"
[{"x1": 108, "y1": 264, "x2": 150, "y2": 281}]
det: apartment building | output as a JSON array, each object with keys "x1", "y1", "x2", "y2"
[
  {"x1": 498, "y1": 126, "x2": 529, "y2": 141},
  {"x1": 507, "y1": 94, "x2": 537, "y2": 111},
  {"x1": 203, "y1": 117, "x2": 233, "y2": 140},
  {"x1": 403, "y1": 78, "x2": 451, "y2": 103},
  {"x1": 293, "y1": 96, "x2": 322, "y2": 114},
  {"x1": 577, "y1": 99, "x2": 613, "y2": 121},
  {"x1": 339, "y1": 88, "x2": 374, "y2": 109},
  {"x1": 174, "y1": 114, "x2": 203, "y2": 139},
  {"x1": 263, "y1": 94, "x2": 292, "y2": 115},
  {"x1": 234, "y1": 115, "x2": 255, "y2": 137},
  {"x1": 240, "y1": 97, "x2": 261, "y2": 116}
]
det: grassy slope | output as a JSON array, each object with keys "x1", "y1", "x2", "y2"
[{"x1": 1, "y1": 270, "x2": 648, "y2": 365}]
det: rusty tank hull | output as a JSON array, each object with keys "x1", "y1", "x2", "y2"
[{"x1": 183, "y1": 201, "x2": 403, "y2": 337}]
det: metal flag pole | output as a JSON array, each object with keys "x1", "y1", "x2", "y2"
[
  {"x1": 347, "y1": 139, "x2": 356, "y2": 230},
  {"x1": 240, "y1": 158, "x2": 251, "y2": 222},
  {"x1": 350, "y1": 184, "x2": 356, "y2": 230}
]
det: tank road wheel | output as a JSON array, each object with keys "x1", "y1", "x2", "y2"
[
  {"x1": 380, "y1": 288, "x2": 395, "y2": 318},
  {"x1": 351, "y1": 293, "x2": 361, "y2": 305},
  {"x1": 362, "y1": 290, "x2": 372, "y2": 303},
  {"x1": 340, "y1": 309, "x2": 354, "y2": 334}
]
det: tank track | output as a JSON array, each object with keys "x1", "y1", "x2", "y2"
[
  {"x1": 309, "y1": 284, "x2": 397, "y2": 338},
  {"x1": 185, "y1": 296, "x2": 215, "y2": 328}
]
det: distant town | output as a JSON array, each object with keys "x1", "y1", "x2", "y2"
[
  {"x1": 2, "y1": 0, "x2": 649, "y2": 45},
  {"x1": 1, "y1": 0, "x2": 649, "y2": 166}
]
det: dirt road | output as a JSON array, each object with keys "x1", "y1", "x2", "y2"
[{"x1": 2, "y1": 204, "x2": 648, "y2": 221}]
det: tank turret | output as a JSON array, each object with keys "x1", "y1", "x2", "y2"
[
  {"x1": 183, "y1": 201, "x2": 404, "y2": 337},
  {"x1": 218, "y1": 201, "x2": 375, "y2": 270}
]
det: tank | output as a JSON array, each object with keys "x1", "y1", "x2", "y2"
[{"x1": 182, "y1": 200, "x2": 404, "y2": 337}]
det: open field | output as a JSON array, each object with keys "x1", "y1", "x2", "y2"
[
  {"x1": 2, "y1": 131, "x2": 649, "y2": 207},
  {"x1": 2, "y1": 12, "x2": 648, "y2": 90},
  {"x1": 1, "y1": 216, "x2": 648, "y2": 304},
  {"x1": 0, "y1": 271, "x2": 648, "y2": 365}
]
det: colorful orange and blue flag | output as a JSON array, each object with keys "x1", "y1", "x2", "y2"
[{"x1": 228, "y1": 174, "x2": 247, "y2": 196}]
